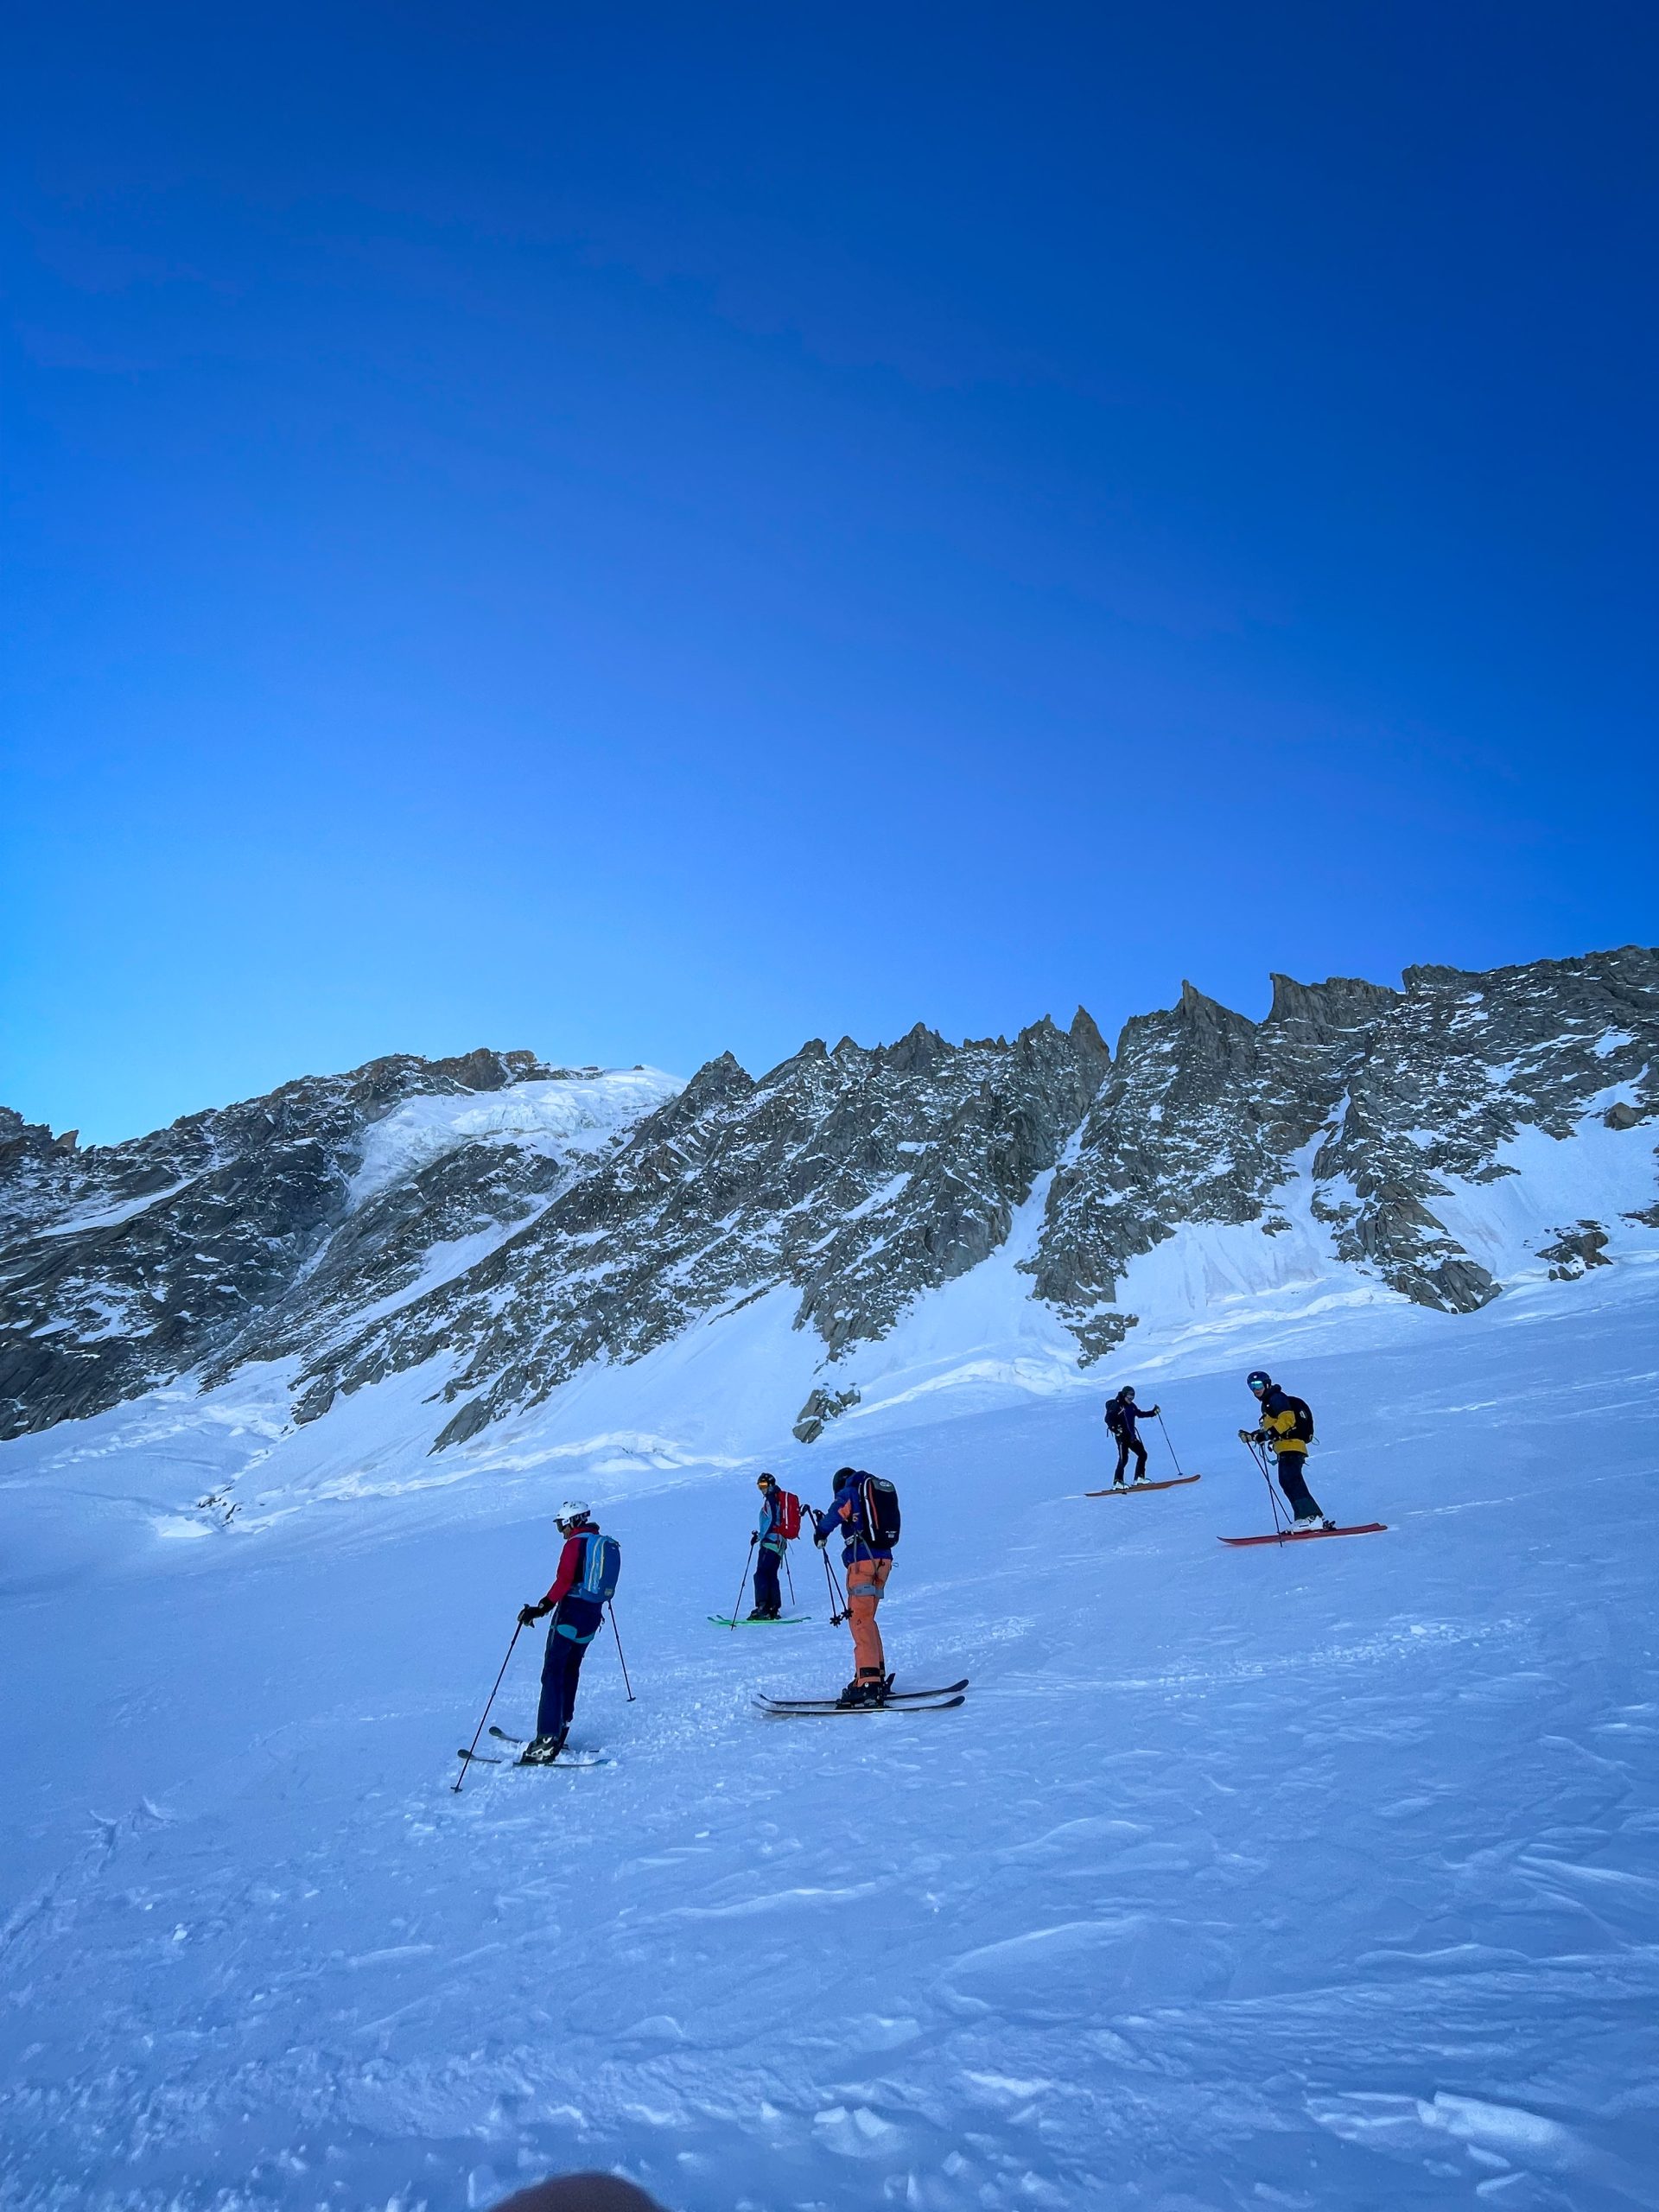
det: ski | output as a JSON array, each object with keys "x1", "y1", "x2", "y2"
[
  {"x1": 486, "y1": 1725, "x2": 607, "y2": 1764},
  {"x1": 754, "y1": 1694, "x2": 966, "y2": 1718},
  {"x1": 756, "y1": 1672, "x2": 969, "y2": 1707},
  {"x1": 1218, "y1": 1522, "x2": 1389, "y2": 1548},
  {"x1": 1086, "y1": 1474, "x2": 1202, "y2": 1496},
  {"x1": 457, "y1": 1746, "x2": 505, "y2": 1764},
  {"x1": 707, "y1": 1614, "x2": 812, "y2": 1626}
]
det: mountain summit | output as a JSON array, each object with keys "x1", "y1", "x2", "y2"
[{"x1": 3, "y1": 946, "x2": 1655, "y2": 1458}]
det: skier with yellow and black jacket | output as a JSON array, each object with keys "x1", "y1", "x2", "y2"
[{"x1": 1240, "y1": 1370, "x2": 1335, "y2": 1530}]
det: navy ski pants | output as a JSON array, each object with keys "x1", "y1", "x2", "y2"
[
  {"x1": 753, "y1": 1543, "x2": 783, "y2": 1616},
  {"x1": 1274, "y1": 1454, "x2": 1325, "y2": 1521},
  {"x1": 537, "y1": 1596, "x2": 604, "y2": 1740},
  {"x1": 1113, "y1": 1433, "x2": 1148, "y2": 1483}
]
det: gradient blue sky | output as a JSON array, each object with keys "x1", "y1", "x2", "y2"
[{"x1": 5, "y1": 3, "x2": 1656, "y2": 1143}]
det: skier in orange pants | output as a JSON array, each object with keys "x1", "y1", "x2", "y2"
[{"x1": 814, "y1": 1467, "x2": 899, "y2": 1707}]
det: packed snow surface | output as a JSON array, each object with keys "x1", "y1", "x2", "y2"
[{"x1": 2, "y1": 1256, "x2": 1657, "y2": 2210}]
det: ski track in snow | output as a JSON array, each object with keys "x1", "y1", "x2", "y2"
[{"x1": 2, "y1": 1274, "x2": 1658, "y2": 2209}]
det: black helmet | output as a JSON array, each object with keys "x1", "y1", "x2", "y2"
[
  {"x1": 834, "y1": 1465, "x2": 857, "y2": 1481},
  {"x1": 1246, "y1": 1370, "x2": 1271, "y2": 1393},
  {"x1": 1116, "y1": 1385, "x2": 1135, "y2": 1402},
  {"x1": 756, "y1": 1471, "x2": 777, "y2": 1491}
]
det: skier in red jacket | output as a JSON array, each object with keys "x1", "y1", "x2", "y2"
[{"x1": 517, "y1": 1503, "x2": 617, "y2": 1764}]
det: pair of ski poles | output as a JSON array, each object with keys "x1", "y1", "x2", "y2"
[
  {"x1": 1239, "y1": 1432, "x2": 1291, "y2": 1535},
  {"x1": 1149, "y1": 1404, "x2": 1290, "y2": 1535},
  {"x1": 728, "y1": 1531, "x2": 807, "y2": 1629},
  {"x1": 454, "y1": 1599, "x2": 633, "y2": 1794},
  {"x1": 1155, "y1": 1396, "x2": 1287, "y2": 1530}
]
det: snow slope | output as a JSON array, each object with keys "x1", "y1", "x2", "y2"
[{"x1": 1, "y1": 1250, "x2": 1657, "y2": 2210}]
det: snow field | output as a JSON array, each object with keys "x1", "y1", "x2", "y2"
[{"x1": 1, "y1": 1264, "x2": 1657, "y2": 2209}]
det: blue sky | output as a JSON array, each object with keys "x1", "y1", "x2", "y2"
[{"x1": 4, "y1": 2, "x2": 1656, "y2": 1143}]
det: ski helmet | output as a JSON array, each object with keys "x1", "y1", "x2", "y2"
[
  {"x1": 1116, "y1": 1385, "x2": 1135, "y2": 1402},
  {"x1": 834, "y1": 1466, "x2": 857, "y2": 1481},
  {"x1": 555, "y1": 1499, "x2": 592, "y2": 1529},
  {"x1": 1246, "y1": 1370, "x2": 1271, "y2": 1394},
  {"x1": 756, "y1": 1471, "x2": 777, "y2": 1491}
]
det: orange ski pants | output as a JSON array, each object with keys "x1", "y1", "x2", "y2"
[{"x1": 847, "y1": 1557, "x2": 892, "y2": 1677}]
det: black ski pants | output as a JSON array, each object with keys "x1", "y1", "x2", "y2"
[
  {"x1": 1274, "y1": 1452, "x2": 1324, "y2": 1521},
  {"x1": 1113, "y1": 1433, "x2": 1148, "y2": 1483},
  {"x1": 537, "y1": 1596, "x2": 603, "y2": 1741},
  {"x1": 753, "y1": 1542, "x2": 783, "y2": 1616}
]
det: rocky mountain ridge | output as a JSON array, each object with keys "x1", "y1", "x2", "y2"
[{"x1": 2, "y1": 946, "x2": 1655, "y2": 1450}]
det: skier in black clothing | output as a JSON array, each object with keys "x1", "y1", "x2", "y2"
[
  {"x1": 1239, "y1": 1370, "x2": 1334, "y2": 1530},
  {"x1": 1104, "y1": 1386, "x2": 1161, "y2": 1485}
]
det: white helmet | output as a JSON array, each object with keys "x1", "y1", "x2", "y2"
[{"x1": 555, "y1": 1499, "x2": 592, "y2": 1529}]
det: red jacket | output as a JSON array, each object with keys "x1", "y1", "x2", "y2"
[{"x1": 540, "y1": 1531, "x2": 588, "y2": 1610}]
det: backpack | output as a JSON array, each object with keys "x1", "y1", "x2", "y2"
[
  {"x1": 859, "y1": 1473, "x2": 901, "y2": 1548},
  {"x1": 1104, "y1": 1399, "x2": 1129, "y2": 1436},
  {"x1": 574, "y1": 1530, "x2": 622, "y2": 1603},
  {"x1": 1283, "y1": 1395, "x2": 1315, "y2": 1445},
  {"x1": 775, "y1": 1490, "x2": 802, "y2": 1541}
]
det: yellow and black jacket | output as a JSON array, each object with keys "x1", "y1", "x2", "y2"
[{"x1": 1260, "y1": 1386, "x2": 1314, "y2": 1458}]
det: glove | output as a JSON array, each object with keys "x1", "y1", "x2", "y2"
[
  {"x1": 814, "y1": 1527, "x2": 829, "y2": 1549},
  {"x1": 518, "y1": 1603, "x2": 543, "y2": 1627},
  {"x1": 1149, "y1": 1405, "x2": 1160, "y2": 1417}
]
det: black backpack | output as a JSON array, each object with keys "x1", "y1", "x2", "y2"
[
  {"x1": 858, "y1": 1473, "x2": 901, "y2": 1548},
  {"x1": 1283, "y1": 1394, "x2": 1315, "y2": 1444},
  {"x1": 1105, "y1": 1398, "x2": 1129, "y2": 1436}
]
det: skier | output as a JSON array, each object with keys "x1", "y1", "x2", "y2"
[
  {"x1": 1240, "y1": 1370, "x2": 1334, "y2": 1530},
  {"x1": 747, "y1": 1472, "x2": 789, "y2": 1619},
  {"x1": 1104, "y1": 1385, "x2": 1161, "y2": 1484},
  {"x1": 516, "y1": 1502, "x2": 620, "y2": 1764},
  {"x1": 813, "y1": 1466, "x2": 899, "y2": 1707}
]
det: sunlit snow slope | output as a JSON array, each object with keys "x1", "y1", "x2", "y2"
[{"x1": 2, "y1": 1251, "x2": 1656, "y2": 2211}]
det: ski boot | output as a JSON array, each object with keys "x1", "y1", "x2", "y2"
[
  {"x1": 518, "y1": 1731, "x2": 568, "y2": 1765},
  {"x1": 836, "y1": 1668, "x2": 888, "y2": 1709}
]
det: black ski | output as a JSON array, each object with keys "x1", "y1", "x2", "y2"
[
  {"x1": 755, "y1": 1694, "x2": 966, "y2": 1718},
  {"x1": 457, "y1": 1746, "x2": 505, "y2": 1764},
  {"x1": 760, "y1": 1676, "x2": 968, "y2": 1709}
]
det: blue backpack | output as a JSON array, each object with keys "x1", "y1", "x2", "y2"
[{"x1": 575, "y1": 1530, "x2": 622, "y2": 1603}]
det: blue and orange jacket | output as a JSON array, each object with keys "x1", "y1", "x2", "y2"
[{"x1": 815, "y1": 1472, "x2": 892, "y2": 1568}]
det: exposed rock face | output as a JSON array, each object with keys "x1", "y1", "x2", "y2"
[{"x1": 2, "y1": 948, "x2": 1655, "y2": 1446}]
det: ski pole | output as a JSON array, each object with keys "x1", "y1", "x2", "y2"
[
  {"x1": 822, "y1": 1545, "x2": 848, "y2": 1626},
  {"x1": 1242, "y1": 1433, "x2": 1287, "y2": 1536},
  {"x1": 729, "y1": 1535, "x2": 757, "y2": 1631},
  {"x1": 454, "y1": 1619, "x2": 522, "y2": 1793},
  {"x1": 783, "y1": 1544, "x2": 797, "y2": 1609},
  {"x1": 1157, "y1": 1410, "x2": 1186, "y2": 1478},
  {"x1": 608, "y1": 1601, "x2": 636, "y2": 1700}
]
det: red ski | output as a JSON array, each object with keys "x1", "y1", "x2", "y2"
[
  {"x1": 1087, "y1": 1475, "x2": 1202, "y2": 1497},
  {"x1": 1218, "y1": 1522, "x2": 1388, "y2": 1548}
]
